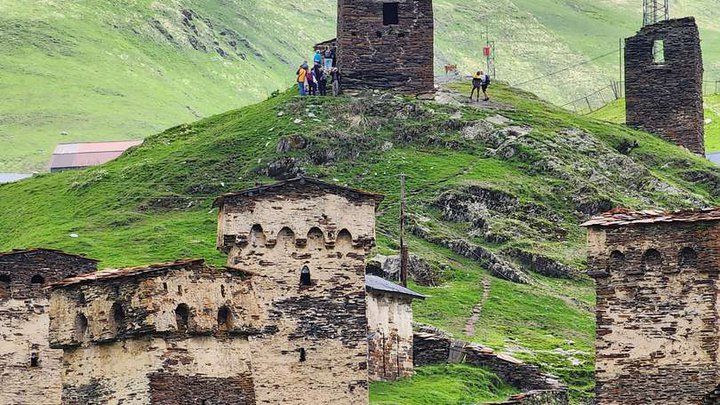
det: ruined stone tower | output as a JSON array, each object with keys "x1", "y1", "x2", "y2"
[
  {"x1": 625, "y1": 17, "x2": 704, "y2": 155},
  {"x1": 336, "y1": 0, "x2": 434, "y2": 94},
  {"x1": 0, "y1": 249, "x2": 97, "y2": 405},
  {"x1": 214, "y1": 177, "x2": 384, "y2": 404},
  {"x1": 48, "y1": 259, "x2": 262, "y2": 404},
  {"x1": 583, "y1": 209, "x2": 720, "y2": 404}
]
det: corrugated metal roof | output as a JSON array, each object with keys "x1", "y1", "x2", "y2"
[
  {"x1": 49, "y1": 258, "x2": 204, "y2": 289},
  {"x1": 365, "y1": 275, "x2": 425, "y2": 299},
  {"x1": 0, "y1": 248, "x2": 98, "y2": 262},
  {"x1": 0, "y1": 173, "x2": 31, "y2": 184},
  {"x1": 581, "y1": 208, "x2": 720, "y2": 228},
  {"x1": 49, "y1": 140, "x2": 142, "y2": 170},
  {"x1": 213, "y1": 177, "x2": 385, "y2": 208}
]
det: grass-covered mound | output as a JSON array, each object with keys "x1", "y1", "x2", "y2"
[{"x1": 3, "y1": 82, "x2": 720, "y2": 402}]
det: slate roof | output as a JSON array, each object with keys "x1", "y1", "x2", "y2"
[
  {"x1": 0, "y1": 248, "x2": 99, "y2": 262},
  {"x1": 581, "y1": 208, "x2": 720, "y2": 228},
  {"x1": 212, "y1": 177, "x2": 385, "y2": 209},
  {"x1": 49, "y1": 140, "x2": 142, "y2": 171},
  {"x1": 365, "y1": 275, "x2": 425, "y2": 299},
  {"x1": 50, "y1": 258, "x2": 204, "y2": 289}
]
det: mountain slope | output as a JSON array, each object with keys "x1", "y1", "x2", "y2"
[
  {"x1": 2, "y1": 81, "x2": 720, "y2": 401},
  {"x1": 3, "y1": 0, "x2": 720, "y2": 172}
]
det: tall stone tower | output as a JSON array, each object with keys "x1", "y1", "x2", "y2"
[
  {"x1": 625, "y1": 17, "x2": 704, "y2": 155},
  {"x1": 214, "y1": 177, "x2": 384, "y2": 404},
  {"x1": 0, "y1": 249, "x2": 97, "y2": 405},
  {"x1": 48, "y1": 259, "x2": 262, "y2": 405},
  {"x1": 336, "y1": 0, "x2": 434, "y2": 94},
  {"x1": 582, "y1": 209, "x2": 720, "y2": 404}
]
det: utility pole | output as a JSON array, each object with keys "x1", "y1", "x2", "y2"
[
  {"x1": 643, "y1": 0, "x2": 669, "y2": 26},
  {"x1": 399, "y1": 174, "x2": 408, "y2": 287}
]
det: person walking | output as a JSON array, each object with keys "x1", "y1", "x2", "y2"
[
  {"x1": 297, "y1": 62, "x2": 308, "y2": 96},
  {"x1": 323, "y1": 46, "x2": 334, "y2": 70},
  {"x1": 331, "y1": 67, "x2": 341, "y2": 96},
  {"x1": 471, "y1": 70, "x2": 490, "y2": 102}
]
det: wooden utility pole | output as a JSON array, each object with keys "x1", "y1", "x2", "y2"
[{"x1": 399, "y1": 174, "x2": 408, "y2": 287}]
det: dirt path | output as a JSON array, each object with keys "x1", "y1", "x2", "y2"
[{"x1": 464, "y1": 276, "x2": 491, "y2": 337}]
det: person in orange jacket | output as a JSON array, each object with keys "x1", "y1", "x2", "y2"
[{"x1": 297, "y1": 62, "x2": 309, "y2": 96}]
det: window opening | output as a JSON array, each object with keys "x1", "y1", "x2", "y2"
[
  {"x1": 299, "y1": 347, "x2": 307, "y2": 362},
  {"x1": 679, "y1": 247, "x2": 698, "y2": 267},
  {"x1": 175, "y1": 304, "x2": 190, "y2": 333},
  {"x1": 31, "y1": 274, "x2": 44, "y2": 284},
  {"x1": 221, "y1": 285, "x2": 226, "y2": 298},
  {"x1": 300, "y1": 265, "x2": 312, "y2": 286},
  {"x1": 653, "y1": 39, "x2": 665, "y2": 64},
  {"x1": 30, "y1": 352, "x2": 39, "y2": 367},
  {"x1": 111, "y1": 302, "x2": 125, "y2": 333},
  {"x1": 383, "y1": 3, "x2": 399, "y2": 25},
  {"x1": 75, "y1": 313, "x2": 88, "y2": 342},
  {"x1": 217, "y1": 306, "x2": 232, "y2": 331}
]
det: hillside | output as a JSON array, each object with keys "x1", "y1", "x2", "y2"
[
  {"x1": 3, "y1": 0, "x2": 720, "y2": 172},
  {"x1": 589, "y1": 95, "x2": 720, "y2": 153},
  {"x1": 3, "y1": 81, "x2": 720, "y2": 402}
]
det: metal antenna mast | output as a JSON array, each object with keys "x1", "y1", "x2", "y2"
[{"x1": 643, "y1": 0, "x2": 669, "y2": 26}]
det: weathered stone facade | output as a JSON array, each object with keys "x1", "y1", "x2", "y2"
[
  {"x1": 49, "y1": 259, "x2": 260, "y2": 405},
  {"x1": 215, "y1": 178, "x2": 383, "y2": 404},
  {"x1": 366, "y1": 275, "x2": 424, "y2": 381},
  {"x1": 583, "y1": 209, "x2": 720, "y2": 404},
  {"x1": 0, "y1": 249, "x2": 97, "y2": 405},
  {"x1": 336, "y1": 0, "x2": 434, "y2": 94},
  {"x1": 625, "y1": 17, "x2": 704, "y2": 155}
]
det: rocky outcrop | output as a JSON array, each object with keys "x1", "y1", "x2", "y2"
[
  {"x1": 366, "y1": 254, "x2": 442, "y2": 286},
  {"x1": 502, "y1": 248, "x2": 576, "y2": 280}
]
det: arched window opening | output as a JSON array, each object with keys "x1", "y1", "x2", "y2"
[
  {"x1": 336, "y1": 229, "x2": 353, "y2": 250},
  {"x1": 278, "y1": 227, "x2": 296, "y2": 249},
  {"x1": 642, "y1": 249, "x2": 663, "y2": 271},
  {"x1": 679, "y1": 247, "x2": 698, "y2": 267},
  {"x1": 300, "y1": 265, "x2": 312, "y2": 287},
  {"x1": 307, "y1": 227, "x2": 325, "y2": 250},
  {"x1": 111, "y1": 302, "x2": 125, "y2": 334},
  {"x1": 31, "y1": 274, "x2": 45, "y2": 285},
  {"x1": 217, "y1": 306, "x2": 233, "y2": 331},
  {"x1": 250, "y1": 224, "x2": 267, "y2": 247},
  {"x1": 30, "y1": 352, "x2": 39, "y2": 367},
  {"x1": 175, "y1": 304, "x2": 190, "y2": 333},
  {"x1": 74, "y1": 313, "x2": 89, "y2": 342},
  {"x1": 299, "y1": 347, "x2": 307, "y2": 362},
  {"x1": 607, "y1": 250, "x2": 625, "y2": 272}
]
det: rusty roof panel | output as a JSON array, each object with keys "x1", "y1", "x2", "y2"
[
  {"x1": 581, "y1": 208, "x2": 720, "y2": 228},
  {"x1": 50, "y1": 140, "x2": 142, "y2": 170},
  {"x1": 53, "y1": 140, "x2": 143, "y2": 154},
  {"x1": 49, "y1": 258, "x2": 205, "y2": 289}
]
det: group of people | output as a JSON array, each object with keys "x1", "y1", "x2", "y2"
[
  {"x1": 470, "y1": 70, "x2": 491, "y2": 102},
  {"x1": 296, "y1": 46, "x2": 341, "y2": 97}
]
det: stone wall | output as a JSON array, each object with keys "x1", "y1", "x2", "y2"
[
  {"x1": 219, "y1": 185, "x2": 378, "y2": 404},
  {"x1": 0, "y1": 249, "x2": 97, "y2": 405},
  {"x1": 625, "y1": 17, "x2": 704, "y2": 155},
  {"x1": 336, "y1": 0, "x2": 434, "y2": 94},
  {"x1": 49, "y1": 261, "x2": 260, "y2": 404},
  {"x1": 587, "y1": 221, "x2": 720, "y2": 404},
  {"x1": 366, "y1": 292, "x2": 414, "y2": 381}
]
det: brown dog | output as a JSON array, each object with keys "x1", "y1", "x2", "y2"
[{"x1": 444, "y1": 64, "x2": 457, "y2": 75}]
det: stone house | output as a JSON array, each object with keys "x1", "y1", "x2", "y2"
[
  {"x1": 48, "y1": 259, "x2": 261, "y2": 405},
  {"x1": 625, "y1": 17, "x2": 704, "y2": 155},
  {"x1": 0, "y1": 248, "x2": 98, "y2": 405},
  {"x1": 335, "y1": 0, "x2": 434, "y2": 94},
  {"x1": 366, "y1": 275, "x2": 425, "y2": 381},
  {"x1": 583, "y1": 208, "x2": 720, "y2": 404}
]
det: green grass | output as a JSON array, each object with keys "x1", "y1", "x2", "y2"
[
  {"x1": 588, "y1": 96, "x2": 720, "y2": 153},
  {"x1": 2, "y1": 82, "x2": 720, "y2": 402},
  {"x1": 370, "y1": 365, "x2": 519, "y2": 405},
  {"x1": 4, "y1": 0, "x2": 720, "y2": 171}
]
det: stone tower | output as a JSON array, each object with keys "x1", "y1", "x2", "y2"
[
  {"x1": 583, "y1": 209, "x2": 720, "y2": 404},
  {"x1": 48, "y1": 259, "x2": 262, "y2": 405},
  {"x1": 214, "y1": 177, "x2": 384, "y2": 404},
  {"x1": 336, "y1": 0, "x2": 434, "y2": 94},
  {"x1": 625, "y1": 17, "x2": 704, "y2": 155},
  {"x1": 0, "y1": 248, "x2": 97, "y2": 405}
]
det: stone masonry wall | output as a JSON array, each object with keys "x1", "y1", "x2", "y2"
[
  {"x1": 366, "y1": 292, "x2": 414, "y2": 381},
  {"x1": 625, "y1": 17, "x2": 704, "y2": 154},
  {"x1": 587, "y1": 221, "x2": 720, "y2": 404},
  {"x1": 49, "y1": 262, "x2": 260, "y2": 404},
  {"x1": 336, "y1": 0, "x2": 434, "y2": 94},
  {"x1": 0, "y1": 250, "x2": 97, "y2": 405},
  {"x1": 221, "y1": 190, "x2": 377, "y2": 404}
]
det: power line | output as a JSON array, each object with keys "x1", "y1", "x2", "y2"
[{"x1": 511, "y1": 49, "x2": 619, "y2": 87}]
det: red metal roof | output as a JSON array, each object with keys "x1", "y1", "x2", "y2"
[
  {"x1": 0, "y1": 248, "x2": 99, "y2": 262},
  {"x1": 49, "y1": 258, "x2": 204, "y2": 289},
  {"x1": 581, "y1": 208, "x2": 720, "y2": 228},
  {"x1": 49, "y1": 140, "x2": 142, "y2": 170}
]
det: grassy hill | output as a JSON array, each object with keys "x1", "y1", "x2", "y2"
[
  {"x1": 2, "y1": 81, "x2": 720, "y2": 402},
  {"x1": 589, "y1": 95, "x2": 720, "y2": 153},
  {"x1": 3, "y1": 0, "x2": 720, "y2": 172}
]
